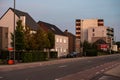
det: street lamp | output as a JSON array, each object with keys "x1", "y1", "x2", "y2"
[{"x1": 13, "y1": 0, "x2": 16, "y2": 63}]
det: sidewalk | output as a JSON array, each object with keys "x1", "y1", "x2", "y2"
[{"x1": 97, "y1": 65, "x2": 120, "y2": 80}]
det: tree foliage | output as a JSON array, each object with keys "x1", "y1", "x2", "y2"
[
  {"x1": 11, "y1": 20, "x2": 55, "y2": 52},
  {"x1": 11, "y1": 20, "x2": 25, "y2": 51},
  {"x1": 116, "y1": 41, "x2": 120, "y2": 48},
  {"x1": 46, "y1": 31, "x2": 55, "y2": 49}
]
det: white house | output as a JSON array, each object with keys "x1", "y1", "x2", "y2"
[
  {"x1": 38, "y1": 21, "x2": 68, "y2": 58},
  {"x1": 0, "y1": 8, "x2": 39, "y2": 49}
]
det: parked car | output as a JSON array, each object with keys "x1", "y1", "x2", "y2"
[{"x1": 66, "y1": 52, "x2": 78, "y2": 58}]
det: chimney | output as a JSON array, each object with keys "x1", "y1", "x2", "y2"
[{"x1": 20, "y1": 16, "x2": 26, "y2": 30}]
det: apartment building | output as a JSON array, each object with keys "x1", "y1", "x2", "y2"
[
  {"x1": 75, "y1": 19, "x2": 114, "y2": 52},
  {"x1": 38, "y1": 21, "x2": 68, "y2": 58},
  {"x1": 75, "y1": 19, "x2": 104, "y2": 53},
  {"x1": 76, "y1": 19, "x2": 104, "y2": 41}
]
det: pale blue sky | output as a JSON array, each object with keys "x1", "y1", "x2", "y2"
[{"x1": 0, "y1": 0, "x2": 120, "y2": 41}]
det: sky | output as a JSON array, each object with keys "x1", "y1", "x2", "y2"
[{"x1": 0, "y1": 0, "x2": 120, "y2": 41}]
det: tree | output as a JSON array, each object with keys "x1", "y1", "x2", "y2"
[
  {"x1": 47, "y1": 31, "x2": 55, "y2": 49},
  {"x1": 45, "y1": 31, "x2": 55, "y2": 59},
  {"x1": 33, "y1": 28, "x2": 48, "y2": 50},
  {"x1": 11, "y1": 20, "x2": 25, "y2": 51},
  {"x1": 83, "y1": 41, "x2": 98, "y2": 56},
  {"x1": 24, "y1": 25, "x2": 38, "y2": 51},
  {"x1": 116, "y1": 42, "x2": 120, "y2": 48},
  {"x1": 116, "y1": 41, "x2": 120, "y2": 52}
]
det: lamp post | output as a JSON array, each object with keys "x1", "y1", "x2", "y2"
[
  {"x1": 81, "y1": 20, "x2": 83, "y2": 56},
  {"x1": 13, "y1": 0, "x2": 16, "y2": 63}
]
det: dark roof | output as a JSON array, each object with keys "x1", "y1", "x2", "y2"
[
  {"x1": 38, "y1": 21, "x2": 66, "y2": 36},
  {"x1": 1, "y1": 7, "x2": 39, "y2": 30},
  {"x1": 94, "y1": 39, "x2": 106, "y2": 44},
  {"x1": 64, "y1": 30, "x2": 75, "y2": 37}
]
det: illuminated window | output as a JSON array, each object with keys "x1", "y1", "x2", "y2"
[
  {"x1": 56, "y1": 38, "x2": 59, "y2": 42},
  {"x1": 64, "y1": 39, "x2": 66, "y2": 43},
  {"x1": 60, "y1": 38, "x2": 62, "y2": 42}
]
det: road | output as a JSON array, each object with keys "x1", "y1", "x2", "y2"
[{"x1": 0, "y1": 54, "x2": 120, "y2": 80}]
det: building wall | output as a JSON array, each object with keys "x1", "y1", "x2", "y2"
[
  {"x1": 88, "y1": 26, "x2": 107, "y2": 43},
  {"x1": 0, "y1": 27, "x2": 8, "y2": 50},
  {"x1": 0, "y1": 9, "x2": 19, "y2": 48},
  {"x1": 75, "y1": 39, "x2": 81, "y2": 53},
  {"x1": 64, "y1": 30, "x2": 76, "y2": 53},
  {"x1": 107, "y1": 27, "x2": 114, "y2": 43},
  {"x1": 76, "y1": 19, "x2": 104, "y2": 42},
  {"x1": 55, "y1": 35, "x2": 68, "y2": 57},
  {"x1": 75, "y1": 19, "x2": 104, "y2": 53}
]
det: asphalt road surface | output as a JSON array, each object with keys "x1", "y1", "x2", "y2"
[{"x1": 0, "y1": 54, "x2": 120, "y2": 80}]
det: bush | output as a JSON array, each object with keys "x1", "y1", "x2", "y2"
[
  {"x1": 50, "y1": 51, "x2": 58, "y2": 58},
  {"x1": 86, "y1": 49, "x2": 98, "y2": 56},
  {"x1": 0, "y1": 59, "x2": 3, "y2": 64},
  {"x1": 0, "y1": 50, "x2": 9, "y2": 60},
  {"x1": 21, "y1": 51, "x2": 47, "y2": 63}
]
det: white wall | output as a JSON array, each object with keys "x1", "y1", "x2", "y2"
[
  {"x1": 55, "y1": 35, "x2": 68, "y2": 57},
  {"x1": 0, "y1": 9, "x2": 19, "y2": 48}
]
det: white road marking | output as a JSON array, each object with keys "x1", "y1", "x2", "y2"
[
  {"x1": 80, "y1": 79, "x2": 85, "y2": 80},
  {"x1": 0, "y1": 76, "x2": 3, "y2": 79},
  {"x1": 59, "y1": 65, "x2": 67, "y2": 68},
  {"x1": 101, "y1": 69, "x2": 104, "y2": 72},
  {"x1": 96, "y1": 72, "x2": 100, "y2": 74},
  {"x1": 100, "y1": 64, "x2": 103, "y2": 66},
  {"x1": 87, "y1": 61, "x2": 92, "y2": 62},
  {"x1": 105, "y1": 67, "x2": 108, "y2": 70},
  {"x1": 55, "y1": 79, "x2": 59, "y2": 80}
]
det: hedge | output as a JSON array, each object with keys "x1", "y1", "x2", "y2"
[
  {"x1": 86, "y1": 49, "x2": 98, "y2": 56},
  {"x1": 21, "y1": 51, "x2": 48, "y2": 62},
  {"x1": 50, "y1": 51, "x2": 58, "y2": 58}
]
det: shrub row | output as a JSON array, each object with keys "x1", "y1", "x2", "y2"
[
  {"x1": 85, "y1": 49, "x2": 98, "y2": 56},
  {"x1": 50, "y1": 51, "x2": 58, "y2": 58},
  {"x1": 0, "y1": 50, "x2": 58, "y2": 63},
  {"x1": 20, "y1": 51, "x2": 48, "y2": 62}
]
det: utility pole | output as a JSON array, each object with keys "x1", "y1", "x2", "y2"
[
  {"x1": 81, "y1": 20, "x2": 83, "y2": 56},
  {"x1": 13, "y1": 0, "x2": 16, "y2": 63}
]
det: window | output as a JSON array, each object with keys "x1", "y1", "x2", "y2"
[
  {"x1": 56, "y1": 48, "x2": 58, "y2": 51},
  {"x1": 76, "y1": 23, "x2": 81, "y2": 26},
  {"x1": 64, "y1": 39, "x2": 66, "y2": 43},
  {"x1": 76, "y1": 32, "x2": 81, "y2": 34},
  {"x1": 98, "y1": 23, "x2": 104, "y2": 26},
  {"x1": 76, "y1": 19, "x2": 81, "y2": 22},
  {"x1": 60, "y1": 38, "x2": 62, "y2": 43},
  {"x1": 64, "y1": 49, "x2": 66, "y2": 52},
  {"x1": 56, "y1": 38, "x2": 59, "y2": 42},
  {"x1": 93, "y1": 28, "x2": 95, "y2": 32},
  {"x1": 76, "y1": 28, "x2": 81, "y2": 30}
]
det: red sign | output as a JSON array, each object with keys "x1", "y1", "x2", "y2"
[
  {"x1": 100, "y1": 44, "x2": 108, "y2": 48},
  {"x1": 8, "y1": 48, "x2": 13, "y2": 51}
]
